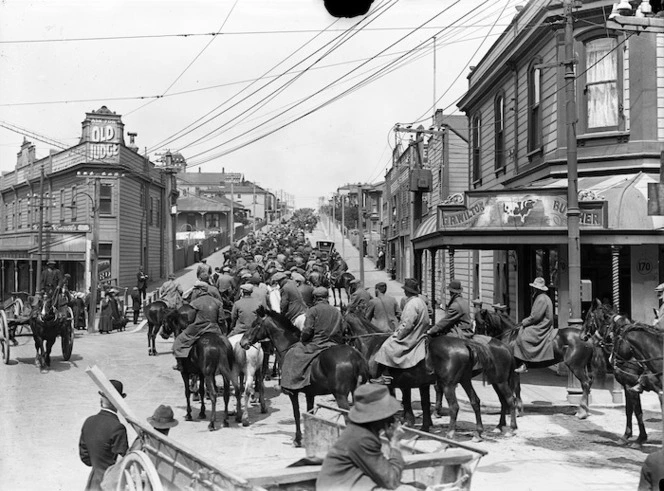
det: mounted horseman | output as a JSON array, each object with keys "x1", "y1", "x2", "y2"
[
  {"x1": 427, "y1": 280, "x2": 474, "y2": 339},
  {"x1": 273, "y1": 272, "x2": 307, "y2": 330}
]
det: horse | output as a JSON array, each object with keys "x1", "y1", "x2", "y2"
[
  {"x1": 228, "y1": 333, "x2": 267, "y2": 426},
  {"x1": 30, "y1": 294, "x2": 69, "y2": 370},
  {"x1": 161, "y1": 305, "x2": 242, "y2": 431},
  {"x1": 344, "y1": 312, "x2": 518, "y2": 441},
  {"x1": 330, "y1": 272, "x2": 355, "y2": 308},
  {"x1": 585, "y1": 302, "x2": 663, "y2": 447},
  {"x1": 474, "y1": 306, "x2": 605, "y2": 420},
  {"x1": 144, "y1": 300, "x2": 179, "y2": 356},
  {"x1": 240, "y1": 305, "x2": 369, "y2": 447}
]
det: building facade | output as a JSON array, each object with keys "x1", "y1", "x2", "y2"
[
  {"x1": 413, "y1": 0, "x2": 664, "y2": 327},
  {"x1": 0, "y1": 106, "x2": 176, "y2": 298}
]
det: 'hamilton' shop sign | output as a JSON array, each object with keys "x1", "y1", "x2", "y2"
[{"x1": 437, "y1": 192, "x2": 606, "y2": 231}]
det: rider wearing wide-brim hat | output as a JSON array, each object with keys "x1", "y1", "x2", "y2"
[
  {"x1": 317, "y1": 384, "x2": 405, "y2": 490},
  {"x1": 513, "y1": 276, "x2": 555, "y2": 373}
]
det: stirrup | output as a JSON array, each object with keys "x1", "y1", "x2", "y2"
[
  {"x1": 628, "y1": 383, "x2": 644, "y2": 394},
  {"x1": 514, "y1": 364, "x2": 528, "y2": 374}
]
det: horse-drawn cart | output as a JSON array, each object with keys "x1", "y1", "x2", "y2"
[
  {"x1": 316, "y1": 241, "x2": 335, "y2": 261},
  {"x1": 87, "y1": 366, "x2": 484, "y2": 491}
]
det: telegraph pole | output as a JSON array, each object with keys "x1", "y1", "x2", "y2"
[
  {"x1": 88, "y1": 177, "x2": 100, "y2": 334},
  {"x1": 341, "y1": 195, "x2": 346, "y2": 259},
  {"x1": 252, "y1": 182, "x2": 256, "y2": 232},
  {"x1": 358, "y1": 186, "x2": 365, "y2": 285},
  {"x1": 565, "y1": 0, "x2": 581, "y2": 327},
  {"x1": 230, "y1": 181, "x2": 235, "y2": 244}
]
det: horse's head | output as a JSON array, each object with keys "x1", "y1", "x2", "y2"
[
  {"x1": 582, "y1": 299, "x2": 616, "y2": 347},
  {"x1": 40, "y1": 295, "x2": 57, "y2": 321},
  {"x1": 474, "y1": 309, "x2": 490, "y2": 335},
  {"x1": 241, "y1": 305, "x2": 270, "y2": 349},
  {"x1": 475, "y1": 309, "x2": 510, "y2": 337}
]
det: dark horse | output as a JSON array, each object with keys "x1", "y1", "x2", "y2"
[
  {"x1": 585, "y1": 301, "x2": 663, "y2": 447},
  {"x1": 144, "y1": 300, "x2": 179, "y2": 356},
  {"x1": 475, "y1": 307, "x2": 605, "y2": 420},
  {"x1": 330, "y1": 271, "x2": 355, "y2": 308},
  {"x1": 30, "y1": 294, "x2": 71, "y2": 370},
  {"x1": 344, "y1": 312, "x2": 518, "y2": 441},
  {"x1": 161, "y1": 305, "x2": 242, "y2": 431},
  {"x1": 240, "y1": 305, "x2": 369, "y2": 447}
]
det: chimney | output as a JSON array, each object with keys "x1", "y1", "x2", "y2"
[
  {"x1": 198, "y1": 167, "x2": 201, "y2": 173},
  {"x1": 164, "y1": 151, "x2": 173, "y2": 167},
  {"x1": 127, "y1": 132, "x2": 138, "y2": 152},
  {"x1": 17, "y1": 137, "x2": 36, "y2": 168}
]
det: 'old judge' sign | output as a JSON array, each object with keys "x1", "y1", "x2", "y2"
[{"x1": 88, "y1": 119, "x2": 120, "y2": 161}]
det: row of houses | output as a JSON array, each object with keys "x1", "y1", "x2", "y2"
[
  {"x1": 342, "y1": 0, "x2": 664, "y2": 328},
  {"x1": 0, "y1": 106, "x2": 288, "y2": 298}
]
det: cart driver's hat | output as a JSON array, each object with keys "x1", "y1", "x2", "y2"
[
  {"x1": 100, "y1": 379, "x2": 126, "y2": 398},
  {"x1": 47, "y1": 259, "x2": 56, "y2": 265},
  {"x1": 147, "y1": 405, "x2": 179, "y2": 429},
  {"x1": 349, "y1": 384, "x2": 401, "y2": 424},
  {"x1": 529, "y1": 277, "x2": 548, "y2": 291},
  {"x1": 656, "y1": 283, "x2": 664, "y2": 292}
]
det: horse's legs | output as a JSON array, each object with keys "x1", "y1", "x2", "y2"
[
  {"x1": 198, "y1": 374, "x2": 206, "y2": 420},
  {"x1": 182, "y1": 371, "x2": 193, "y2": 421},
  {"x1": 492, "y1": 382, "x2": 517, "y2": 436},
  {"x1": 45, "y1": 335, "x2": 56, "y2": 367},
  {"x1": 223, "y1": 375, "x2": 232, "y2": 428},
  {"x1": 420, "y1": 385, "x2": 433, "y2": 432},
  {"x1": 458, "y1": 378, "x2": 484, "y2": 441},
  {"x1": 513, "y1": 373, "x2": 524, "y2": 417},
  {"x1": 33, "y1": 335, "x2": 44, "y2": 368},
  {"x1": 401, "y1": 388, "x2": 415, "y2": 427},
  {"x1": 205, "y1": 375, "x2": 217, "y2": 431},
  {"x1": 290, "y1": 392, "x2": 303, "y2": 447},
  {"x1": 565, "y1": 347, "x2": 592, "y2": 420},
  {"x1": 257, "y1": 350, "x2": 267, "y2": 414},
  {"x1": 632, "y1": 392, "x2": 648, "y2": 447},
  {"x1": 305, "y1": 392, "x2": 316, "y2": 413},
  {"x1": 434, "y1": 385, "x2": 444, "y2": 417}
]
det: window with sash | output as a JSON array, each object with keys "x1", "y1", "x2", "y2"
[
  {"x1": 471, "y1": 113, "x2": 481, "y2": 183},
  {"x1": 528, "y1": 60, "x2": 542, "y2": 154},
  {"x1": 494, "y1": 93, "x2": 505, "y2": 170}
]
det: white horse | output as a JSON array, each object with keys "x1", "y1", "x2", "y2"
[{"x1": 228, "y1": 334, "x2": 267, "y2": 425}]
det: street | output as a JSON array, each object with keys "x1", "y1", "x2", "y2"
[{"x1": 0, "y1": 219, "x2": 661, "y2": 490}]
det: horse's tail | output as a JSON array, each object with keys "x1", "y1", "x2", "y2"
[
  {"x1": 463, "y1": 338, "x2": 497, "y2": 384},
  {"x1": 589, "y1": 342, "x2": 608, "y2": 384}
]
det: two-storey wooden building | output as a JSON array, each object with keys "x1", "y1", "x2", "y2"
[
  {"x1": 0, "y1": 106, "x2": 176, "y2": 298},
  {"x1": 412, "y1": 0, "x2": 664, "y2": 327}
]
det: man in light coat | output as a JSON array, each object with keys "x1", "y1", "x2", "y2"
[
  {"x1": 514, "y1": 277, "x2": 555, "y2": 373},
  {"x1": 371, "y1": 278, "x2": 430, "y2": 385},
  {"x1": 158, "y1": 274, "x2": 183, "y2": 310}
]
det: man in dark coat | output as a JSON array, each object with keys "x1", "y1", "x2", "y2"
[
  {"x1": 293, "y1": 272, "x2": 315, "y2": 307},
  {"x1": 317, "y1": 384, "x2": 405, "y2": 490},
  {"x1": 428, "y1": 279, "x2": 473, "y2": 339},
  {"x1": 130, "y1": 287, "x2": 141, "y2": 325},
  {"x1": 215, "y1": 266, "x2": 235, "y2": 296},
  {"x1": 274, "y1": 272, "x2": 307, "y2": 330},
  {"x1": 79, "y1": 379, "x2": 129, "y2": 491},
  {"x1": 348, "y1": 278, "x2": 372, "y2": 317},
  {"x1": 172, "y1": 289, "x2": 225, "y2": 371},
  {"x1": 136, "y1": 265, "x2": 148, "y2": 303},
  {"x1": 229, "y1": 284, "x2": 261, "y2": 337},
  {"x1": 365, "y1": 282, "x2": 400, "y2": 332},
  {"x1": 41, "y1": 260, "x2": 62, "y2": 296},
  {"x1": 280, "y1": 287, "x2": 343, "y2": 391},
  {"x1": 514, "y1": 276, "x2": 556, "y2": 373}
]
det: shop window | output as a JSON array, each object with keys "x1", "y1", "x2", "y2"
[
  {"x1": 494, "y1": 93, "x2": 505, "y2": 171},
  {"x1": 579, "y1": 35, "x2": 623, "y2": 133},
  {"x1": 471, "y1": 113, "x2": 481, "y2": 184},
  {"x1": 528, "y1": 59, "x2": 542, "y2": 155},
  {"x1": 99, "y1": 184, "x2": 112, "y2": 215}
]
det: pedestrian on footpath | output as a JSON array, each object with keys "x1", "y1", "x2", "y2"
[
  {"x1": 130, "y1": 287, "x2": 141, "y2": 325},
  {"x1": 79, "y1": 380, "x2": 129, "y2": 491},
  {"x1": 136, "y1": 265, "x2": 148, "y2": 304}
]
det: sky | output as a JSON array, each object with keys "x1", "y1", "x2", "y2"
[{"x1": 0, "y1": 0, "x2": 521, "y2": 209}]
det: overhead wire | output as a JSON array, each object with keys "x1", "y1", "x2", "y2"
[
  {"x1": 183, "y1": 0, "x2": 466, "y2": 163},
  {"x1": 124, "y1": 0, "x2": 240, "y2": 118},
  {"x1": 151, "y1": 0, "x2": 396, "y2": 154}
]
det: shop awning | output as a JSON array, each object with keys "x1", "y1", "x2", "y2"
[{"x1": 412, "y1": 172, "x2": 664, "y2": 249}]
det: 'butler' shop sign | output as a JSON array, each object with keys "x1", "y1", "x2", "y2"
[{"x1": 437, "y1": 193, "x2": 607, "y2": 231}]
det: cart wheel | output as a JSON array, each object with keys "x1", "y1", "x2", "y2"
[
  {"x1": 116, "y1": 450, "x2": 163, "y2": 491},
  {"x1": 0, "y1": 310, "x2": 9, "y2": 364},
  {"x1": 61, "y1": 307, "x2": 74, "y2": 361}
]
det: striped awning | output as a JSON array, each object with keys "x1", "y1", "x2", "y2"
[{"x1": 413, "y1": 213, "x2": 437, "y2": 240}]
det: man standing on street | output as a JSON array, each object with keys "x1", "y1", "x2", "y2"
[
  {"x1": 365, "y1": 282, "x2": 400, "y2": 331},
  {"x1": 79, "y1": 379, "x2": 129, "y2": 491},
  {"x1": 136, "y1": 265, "x2": 148, "y2": 304}
]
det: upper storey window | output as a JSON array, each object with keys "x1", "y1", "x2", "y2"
[
  {"x1": 528, "y1": 61, "x2": 542, "y2": 154},
  {"x1": 581, "y1": 36, "x2": 623, "y2": 132}
]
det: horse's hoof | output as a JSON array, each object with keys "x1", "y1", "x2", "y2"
[
  {"x1": 40, "y1": 368, "x2": 49, "y2": 374},
  {"x1": 618, "y1": 437, "x2": 629, "y2": 446},
  {"x1": 504, "y1": 430, "x2": 516, "y2": 438},
  {"x1": 631, "y1": 441, "x2": 644, "y2": 450},
  {"x1": 223, "y1": 420, "x2": 230, "y2": 428},
  {"x1": 208, "y1": 424, "x2": 217, "y2": 432},
  {"x1": 575, "y1": 410, "x2": 589, "y2": 420},
  {"x1": 185, "y1": 414, "x2": 193, "y2": 421},
  {"x1": 445, "y1": 431, "x2": 456, "y2": 440},
  {"x1": 471, "y1": 435, "x2": 484, "y2": 443},
  {"x1": 242, "y1": 418, "x2": 250, "y2": 427},
  {"x1": 199, "y1": 412, "x2": 206, "y2": 419},
  {"x1": 491, "y1": 427, "x2": 502, "y2": 434},
  {"x1": 260, "y1": 405, "x2": 268, "y2": 414},
  {"x1": 264, "y1": 375, "x2": 272, "y2": 381},
  {"x1": 293, "y1": 439, "x2": 302, "y2": 448}
]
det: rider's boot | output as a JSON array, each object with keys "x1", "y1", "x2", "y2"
[
  {"x1": 370, "y1": 366, "x2": 393, "y2": 385},
  {"x1": 172, "y1": 358, "x2": 184, "y2": 371}
]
